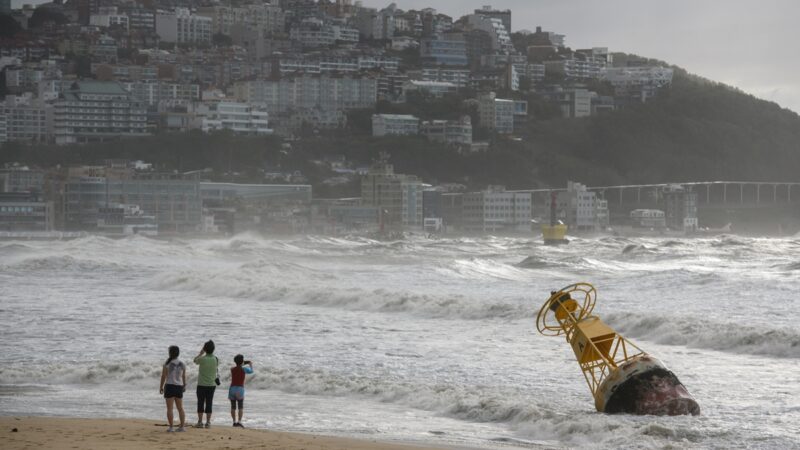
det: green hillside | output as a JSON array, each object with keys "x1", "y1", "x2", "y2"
[
  {"x1": 518, "y1": 66, "x2": 800, "y2": 187},
  {"x1": 2, "y1": 60, "x2": 799, "y2": 193}
]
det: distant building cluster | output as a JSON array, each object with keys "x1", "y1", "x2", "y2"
[
  {"x1": 0, "y1": 0, "x2": 674, "y2": 146},
  {"x1": 0, "y1": 157, "x2": 705, "y2": 237}
]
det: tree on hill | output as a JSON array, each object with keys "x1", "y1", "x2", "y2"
[
  {"x1": 0, "y1": 14, "x2": 23, "y2": 38},
  {"x1": 28, "y1": 6, "x2": 68, "y2": 28}
]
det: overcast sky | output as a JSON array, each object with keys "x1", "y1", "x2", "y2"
[{"x1": 363, "y1": 0, "x2": 800, "y2": 114}]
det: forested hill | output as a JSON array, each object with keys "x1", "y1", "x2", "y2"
[
  {"x1": 519, "y1": 66, "x2": 800, "y2": 187},
  {"x1": 2, "y1": 60, "x2": 799, "y2": 193}
]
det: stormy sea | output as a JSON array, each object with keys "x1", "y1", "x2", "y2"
[{"x1": 1, "y1": 234, "x2": 798, "y2": 449}]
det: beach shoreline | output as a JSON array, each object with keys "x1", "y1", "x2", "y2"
[{"x1": 1, "y1": 417, "x2": 462, "y2": 450}]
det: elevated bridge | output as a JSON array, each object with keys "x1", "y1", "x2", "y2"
[{"x1": 519, "y1": 181, "x2": 800, "y2": 211}]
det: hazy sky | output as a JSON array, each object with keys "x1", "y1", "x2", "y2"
[{"x1": 363, "y1": 0, "x2": 800, "y2": 114}]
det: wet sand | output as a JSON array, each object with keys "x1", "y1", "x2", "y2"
[{"x1": 1, "y1": 417, "x2": 450, "y2": 450}]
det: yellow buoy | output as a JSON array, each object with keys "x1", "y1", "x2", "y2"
[{"x1": 536, "y1": 283, "x2": 700, "y2": 415}]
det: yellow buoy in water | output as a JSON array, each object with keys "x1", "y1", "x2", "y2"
[{"x1": 536, "y1": 283, "x2": 700, "y2": 415}]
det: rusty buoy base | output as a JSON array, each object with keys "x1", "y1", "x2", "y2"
[{"x1": 597, "y1": 355, "x2": 700, "y2": 416}]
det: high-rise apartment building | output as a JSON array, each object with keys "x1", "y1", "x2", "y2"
[
  {"x1": 360, "y1": 161, "x2": 423, "y2": 228},
  {"x1": 54, "y1": 81, "x2": 148, "y2": 145}
]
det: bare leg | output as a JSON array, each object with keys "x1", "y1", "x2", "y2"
[
  {"x1": 175, "y1": 398, "x2": 185, "y2": 428},
  {"x1": 237, "y1": 407, "x2": 243, "y2": 423},
  {"x1": 230, "y1": 406, "x2": 236, "y2": 423},
  {"x1": 165, "y1": 398, "x2": 174, "y2": 427}
]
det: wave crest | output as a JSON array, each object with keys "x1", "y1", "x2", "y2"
[{"x1": 605, "y1": 313, "x2": 800, "y2": 358}]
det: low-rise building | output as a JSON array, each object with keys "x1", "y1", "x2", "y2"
[
  {"x1": 290, "y1": 18, "x2": 359, "y2": 48},
  {"x1": 0, "y1": 166, "x2": 44, "y2": 192},
  {"x1": 420, "y1": 116, "x2": 472, "y2": 145},
  {"x1": 372, "y1": 114, "x2": 419, "y2": 137},
  {"x1": 477, "y1": 91, "x2": 527, "y2": 134},
  {"x1": 403, "y1": 80, "x2": 458, "y2": 98},
  {"x1": 0, "y1": 98, "x2": 54, "y2": 143},
  {"x1": 420, "y1": 34, "x2": 468, "y2": 66},
  {"x1": 603, "y1": 66, "x2": 674, "y2": 102},
  {"x1": 462, "y1": 185, "x2": 531, "y2": 233},
  {"x1": 540, "y1": 87, "x2": 595, "y2": 118},
  {"x1": 89, "y1": 7, "x2": 130, "y2": 29},
  {"x1": 419, "y1": 67, "x2": 471, "y2": 88},
  {"x1": 198, "y1": 102, "x2": 272, "y2": 135},
  {"x1": 630, "y1": 209, "x2": 666, "y2": 228},
  {"x1": 0, "y1": 192, "x2": 54, "y2": 231},
  {"x1": 64, "y1": 175, "x2": 202, "y2": 232}
]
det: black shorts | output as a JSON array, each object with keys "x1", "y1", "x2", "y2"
[{"x1": 164, "y1": 384, "x2": 184, "y2": 399}]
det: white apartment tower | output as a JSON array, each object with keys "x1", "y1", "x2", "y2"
[{"x1": 156, "y1": 8, "x2": 212, "y2": 44}]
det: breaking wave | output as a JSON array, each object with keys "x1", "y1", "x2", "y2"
[
  {"x1": 153, "y1": 268, "x2": 526, "y2": 320},
  {"x1": 605, "y1": 313, "x2": 800, "y2": 359}
]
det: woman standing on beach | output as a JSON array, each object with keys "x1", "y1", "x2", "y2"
[
  {"x1": 193, "y1": 340, "x2": 219, "y2": 428},
  {"x1": 159, "y1": 345, "x2": 186, "y2": 432}
]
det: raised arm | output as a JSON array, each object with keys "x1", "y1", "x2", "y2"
[{"x1": 193, "y1": 349, "x2": 204, "y2": 364}]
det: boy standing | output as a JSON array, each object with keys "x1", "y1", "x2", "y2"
[{"x1": 229, "y1": 354, "x2": 254, "y2": 427}]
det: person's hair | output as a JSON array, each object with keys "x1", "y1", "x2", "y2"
[
  {"x1": 234, "y1": 354, "x2": 244, "y2": 366},
  {"x1": 165, "y1": 345, "x2": 179, "y2": 366},
  {"x1": 203, "y1": 340, "x2": 215, "y2": 354}
]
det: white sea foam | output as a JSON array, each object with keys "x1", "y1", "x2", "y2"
[{"x1": 2, "y1": 234, "x2": 799, "y2": 449}]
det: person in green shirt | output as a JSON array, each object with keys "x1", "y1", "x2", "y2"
[{"x1": 193, "y1": 340, "x2": 219, "y2": 428}]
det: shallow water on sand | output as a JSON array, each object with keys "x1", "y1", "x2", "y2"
[{"x1": 1, "y1": 234, "x2": 799, "y2": 449}]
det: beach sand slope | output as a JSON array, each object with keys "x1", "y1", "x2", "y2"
[{"x1": 2, "y1": 417, "x2": 447, "y2": 450}]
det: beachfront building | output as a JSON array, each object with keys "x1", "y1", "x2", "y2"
[
  {"x1": 630, "y1": 209, "x2": 666, "y2": 229},
  {"x1": 198, "y1": 102, "x2": 272, "y2": 135},
  {"x1": 0, "y1": 166, "x2": 44, "y2": 193},
  {"x1": 53, "y1": 81, "x2": 148, "y2": 145},
  {"x1": 63, "y1": 175, "x2": 202, "y2": 232},
  {"x1": 663, "y1": 185, "x2": 698, "y2": 232},
  {"x1": 551, "y1": 181, "x2": 608, "y2": 231},
  {"x1": 156, "y1": 8, "x2": 212, "y2": 44},
  {"x1": 360, "y1": 161, "x2": 423, "y2": 229},
  {"x1": 462, "y1": 185, "x2": 531, "y2": 233},
  {"x1": 0, "y1": 192, "x2": 54, "y2": 231},
  {"x1": 372, "y1": 114, "x2": 419, "y2": 137}
]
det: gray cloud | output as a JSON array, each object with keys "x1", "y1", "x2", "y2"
[{"x1": 363, "y1": 0, "x2": 800, "y2": 113}]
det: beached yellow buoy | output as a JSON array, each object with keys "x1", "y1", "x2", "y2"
[{"x1": 536, "y1": 283, "x2": 700, "y2": 415}]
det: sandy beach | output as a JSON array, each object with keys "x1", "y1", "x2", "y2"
[{"x1": 1, "y1": 417, "x2": 450, "y2": 450}]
